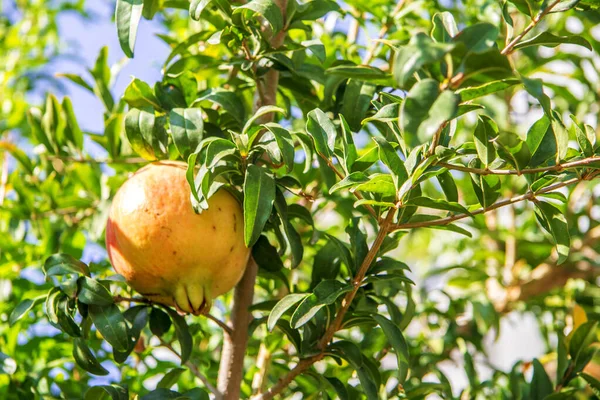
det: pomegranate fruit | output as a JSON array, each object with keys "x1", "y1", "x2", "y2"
[{"x1": 106, "y1": 161, "x2": 249, "y2": 315}]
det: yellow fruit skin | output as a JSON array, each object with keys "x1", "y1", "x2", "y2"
[{"x1": 106, "y1": 161, "x2": 249, "y2": 315}]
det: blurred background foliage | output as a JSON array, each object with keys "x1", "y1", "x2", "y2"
[{"x1": 1, "y1": 0, "x2": 600, "y2": 399}]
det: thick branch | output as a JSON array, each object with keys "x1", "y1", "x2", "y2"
[
  {"x1": 501, "y1": 0, "x2": 561, "y2": 55},
  {"x1": 438, "y1": 156, "x2": 600, "y2": 176},
  {"x1": 217, "y1": 259, "x2": 259, "y2": 398}
]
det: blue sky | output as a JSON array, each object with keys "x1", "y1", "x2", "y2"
[{"x1": 51, "y1": 2, "x2": 169, "y2": 132}]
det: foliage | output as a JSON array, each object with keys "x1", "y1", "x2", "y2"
[{"x1": 2, "y1": 0, "x2": 600, "y2": 399}]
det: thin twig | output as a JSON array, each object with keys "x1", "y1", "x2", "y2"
[
  {"x1": 205, "y1": 313, "x2": 234, "y2": 336},
  {"x1": 254, "y1": 209, "x2": 397, "y2": 400},
  {"x1": 362, "y1": 0, "x2": 407, "y2": 65},
  {"x1": 391, "y1": 173, "x2": 595, "y2": 231},
  {"x1": 321, "y1": 155, "x2": 379, "y2": 220},
  {"x1": 501, "y1": 0, "x2": 561, "y2": 55},
  {"x1": 437, "y1": 156, "x2": 600, "y2": 176},
  {"x1": 159, "y1": 338, "x2": 222, "y2": 398},
  {"x1": 114, "y1": 295, "x2": 233, "y2": 336}
]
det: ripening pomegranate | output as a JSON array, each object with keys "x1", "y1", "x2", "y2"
[{"x1": 106, "y1": 161, "x2": 249, "y2": 315}]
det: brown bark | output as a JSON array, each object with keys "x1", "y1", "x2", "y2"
[{"x1": 216, "y1": 2, "x2": 288, "y2": 398}]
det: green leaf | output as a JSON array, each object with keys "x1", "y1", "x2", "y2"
[
  {"x1": 9, "y1": 296, "x2": 44, "y2": 326},
  {"x1": 581, "y1": 373, "x2": 600, "y2": 397},
  {"x1": 0, "y1": 141, "x2": 34, "y2": 174},
  {"x1": 234, "y1": 0, "x2": 284, "y2": 33},
  {"x1": 291, "y1": 0, "x2": 339, "y2": 22},
  {"x1": 44, "y1": 253, "x2": 90, "y2": 277},
  {"x1": 328, "y1": 340, "x2": 363, "y2": 368},
  {"x1": 268, "y1": 294, "x2": 308, "y2": 331},
  {"x1": 400, "y1": 79, "x2": 439, "y2": 141},
  {"x1": 405, "y1": 196, "x2": 470, "y2": 214},
  {"x1": 437, "y1": 171, "x2": 459, "y2": 202},
  {"x1": 534, "y1": 201, "x2": 570, "y2": 265},
  {"x1": 57, "y1": 296, "x2": 81, "y2": 337},
  {"x1": 530, "y1": 359, "x2": 553, "y2": 400},
  {"x1": 372, "y1": 314, "x2": 409, "y2": 383},
  {"x1": 457, "y1": 79, "x2": 520, "y2": 102},
  {"x1": 556, "y1": 333, "x2": 568, "y2": 382},
  {"x1": 125, "y1": 108, "x2": 168, "y2": 160},
  {"x1": 431, "y1": 12, "x2": 458, "y2": 43},
  {"x1": 158, "y1": 368, "x2": 186, "y2": 389},
  {"x1": 393, "y1": 33, "x2": 454, "y2": 87},
  {"x1": 273, "y1": 190, "x2": 304, "y2": 268},
  {"x1": 522, "y1": 76, "x2": 552, "y2": 117},
  {"x1": 62, "y1": 97, "x2": 84, "y2": 149},
  {"x1": 42, "y1": 94, "x2": 65, "y2": 150},
  {"x1": 474, "y1": 115, "x2": 498, "y2": 168},
  {"x1": 190, "y1": 0, "x2": 217, "y2": 20},
  {"x1": 341, "y1": 79, "x2": 377, "y2": 132},
  {"x1": 290, "y1": 280, "x2": 352, "y2": 328},
  {"x1": 244, "y1": 106, "x2": 285, "y2": 139},
  {"x1": 416, "y1": 90, "x2": 460, "y2": 143},
  {"x1": 370, "y1": 258, "x2": 410, "y2": 275},
  {"x1": 325, "y1": 377, "x2": 349, "y2": 400},
  {"x1": 569, "y1": 321, "x2": 599, "y2": 365},
  {"x1": 170, "y1": 108, "x2": 204, "y2": 159},
  {"x1": 116, "y1": 0, "x2": 144, "y2": 58},
  {"x1": 123, "y1": 78, "x2": 162, "y2": 109},
  {"x1": 494, "y1": 131, "x2": 531, "y2": 172},
  {"x1": 90, "y1": 47, "x2": 115, "y2": 111},
  {"x1": 73, "y1": 338, "x2": 109, "y2": 376},
  {"x1": 204, "y1": 138, "x2": 237, "y2": 168},
  {"x1": 263, "y1": 123, "x2": 295, "y2": 173},
  {"x1": 163, "y1": 307, "x2": 193, "y2": 364},
  {"x1": 329, "y1": 172, "x2": 368, "y2": 194},
  {"x1": 85, "y1": 385, "x2": 129, "y2": 400},
  {"x1": 150, "y1": 307, "x2": 172, "y2": 337},
  {"x1": 78, "y1": 277, "x2": 115, "y2": 306},
  {"x1": 373, "y1": 137, "x2": 408, "y2": 193},
  {"x1": 244, "y1": 165, "x2": 275, "y2": 247},
  {"x1": 526, "y1": 115, "x2": 555, "y2": 166},
  {"x1": 56, "y1": 73, "x2": 95, "y2": 93},
  {"x1": 514, "y1": 32, "x2": 592, "y2": 51},
  {"x1": 339, "y1": 115, "x2": 358, "y2": 174},
  {"x1": 306, "y1": 108, "x2": 336, "y2": 158},
  {"x1": 325, "y1": 65, "x2": 390, "y2": 83},
  {"x1": 470, "y1": 170, "x2": 501, "y2": 208},
  {"x1": 453, "y1": 22, "x2": 499, "y2": 53},
  {"x1": 253, "y1": 235, "x2": 284, "y2": 272},
  {"x1": 570, "y1": 115, "x2": 593, "y2": 157},
  {"x1": 195, "y1": 89, "x2": 245, "y2": 124},
  {"x1": 89, "y1": 304, "x2": 130, "y2": 352}
]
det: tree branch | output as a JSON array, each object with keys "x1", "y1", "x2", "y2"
[
  {"x1": 254, "y1": 209, "x2": 397, "y2": 400},
  {"x1": 501, "y1": 0, "x2": 561, "y2": 55},
  {"x1": 391, "y1": 173, "x2": 596, "y2": 231},
  {"x1": 362, "y1": 0, "x2": 407, "y2": 65},
  {"x1": 437, "y1": 156, "x2": 600, "y2": 176},
  {"x1": 321, "y1": 155, "x2": 379, "y2": 220},
  {"x1": 114, "y1": 295, "x2": 233, "y2": 336},
  {"x1": 160, "y1": 338, "x2": 222, "y2": 398}
]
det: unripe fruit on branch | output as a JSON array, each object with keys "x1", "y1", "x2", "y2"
[{"x1": 106, "y1": 161, "x2": 250, "y2": 315}]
